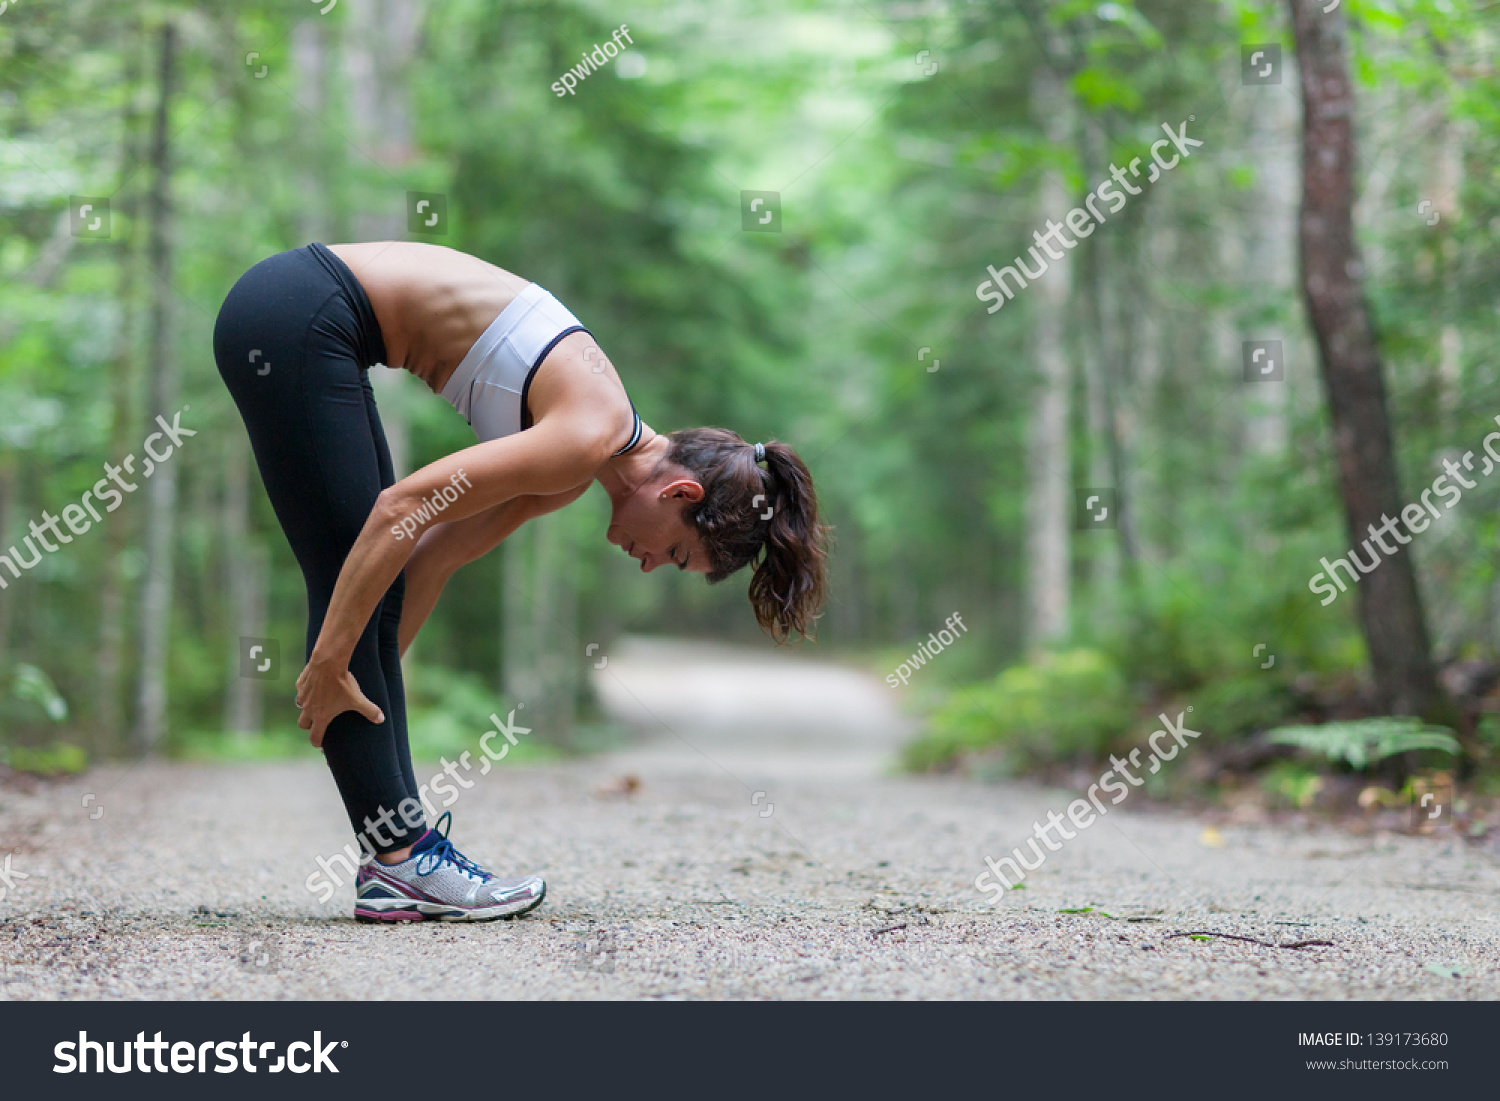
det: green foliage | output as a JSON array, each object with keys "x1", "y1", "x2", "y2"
[
  {"x1": 0, "y1": 664, "x2": 73, "y2": 768},
  {"x1": 176, "y1": 726, "x2": 314, "y2": 763},
  {"x1": 1478, "y1": 714, "x2": 1500, "y2": 752},
  {"x1": 3, "y1": 662, "x2": 69, "y2": 724},
  {"x1": 1190, "y1": 675, "x2": 1295, "y2": 742},
  {"x1": 403, "y1": 663, "x2": 554, "y2": 765},
  {"x1": 904, "y1": 649, "x2": 1132, "y2": 771},
  {"x1": 8, "y1": 741, "x2": 87, "y2": 776},
  {"x1": 1266, "y1": 718, "x2": 1461, "y2": 771},
  {"x1": 1072, "y1": 65, "x2": 1142, "y2": 112},
  {"x1": 3, "y1": 0, "x2": 1499, "y2": 774},
  {"x1": 1260, "y1": 761, "x2": 1324, "y2": 809}
]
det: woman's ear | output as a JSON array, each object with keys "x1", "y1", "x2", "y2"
[{"x1": 658, "y1": 477, "x2": 705, "y2": 503}]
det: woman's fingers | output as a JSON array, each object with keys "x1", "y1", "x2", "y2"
[
  {"x1": 294, "y1": 666, "x2": 312, "y2": 711},
  {"x1": 294, "y1": 668, "x2": 384, "y2": 750},
  {"x1": 338, "y1": 670, "x2": 385, "y2": 726},
  {"x1": 353, "y1": 692, "x2": 385, "y2": 726},
  {"x1": 304, "y1": 706, "x2": 330, "y2": 747}
]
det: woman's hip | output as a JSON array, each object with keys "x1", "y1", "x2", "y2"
[{"x1": 213, "y1": 244, "x2": 384, "y2": 395}]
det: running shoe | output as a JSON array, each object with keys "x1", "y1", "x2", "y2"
[{"x1": 354, "y1": 812, "x2": 545, "y2": 923}]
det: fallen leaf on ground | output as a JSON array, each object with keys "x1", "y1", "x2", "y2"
[{"x1": 596, "y1": 774, "x2": 640, "y2": 797}]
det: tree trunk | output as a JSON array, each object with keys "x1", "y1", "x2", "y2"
[
  {"x1": 502, "y1": 522, "x2": 539, "y2": 707},
  {"x1": 0, "y1": 211, "x2": 92, "y2": 672},
  {"x1": 343, "y1": 0, "x2": 422, "y2": 478},
  {"x1": 0, "y1": 464, "x2": 14, "y2": 666},
  {"x1": 292, "y1": 17, "x2": 332, "y2": 243},
  {"x1": 134, "y1": 20, "x2": 178, "y2": 754},
  {"x1": 1287, "y1": 0, "x2": 1441, "y2": 718},
  {"x1": 530, "y1": 508, "x2": 579, "y2": 746},
  {"x1": 1244, "y1": 80, "x2": 1298, "y2": 455},
  {"x1": 210, "y1": 6, "x2": 272, "y2": 743},
  {"x1": 500, "y1": 508, "x2": 581, "y2": 746},
  {"x1": 1077, "y1": 112, "x2": 1142, "y2": 625},
  {"x1": 222, "y1": 433, "x2": 267, "y2": 740},
  {"x1": 1431, "y1": 108, "x2": 1463, "y2": 420},
  {"x1": 96, "y1": 229, "x2": 139, "y2": 752},
  {"x1": 1023, "y1": 63, "x2": 1071, "y2": 650}
]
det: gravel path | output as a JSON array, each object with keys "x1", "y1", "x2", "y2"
[{"x1": 1, "y1": 637, "x2": 1497, "y2": 1000}]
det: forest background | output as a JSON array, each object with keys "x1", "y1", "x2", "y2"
[{"x1": 2, "y1": 0, "x2": 1497, "y2": 813}]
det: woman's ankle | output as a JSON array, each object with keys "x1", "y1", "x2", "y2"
[{"x1": 376, "y1": 844, "x2": 415, "y2": 865}]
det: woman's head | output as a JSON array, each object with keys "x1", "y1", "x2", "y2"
[{"x1": 604, "y1": 427, "x2": 829, "y2": 641}]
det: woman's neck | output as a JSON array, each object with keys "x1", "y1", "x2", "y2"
[{"x1": 596, "y1": 430, "x2": 668, "y2": 503}]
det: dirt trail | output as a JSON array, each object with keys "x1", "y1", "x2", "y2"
[{"x1": 1, "y1": 636, "x2": 1496, "y2": 999}]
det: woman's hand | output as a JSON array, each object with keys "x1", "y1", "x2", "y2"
[
  {"x1": 293, "y1": 408, "x2": 608, "y2": 744},
  {"x1": 295, "y1": 657, "x2": 384, "y2": 747}
]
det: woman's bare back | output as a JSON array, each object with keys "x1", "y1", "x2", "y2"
[{"x1": 326, "y1": 241, "x2": 531, "y2": 393}]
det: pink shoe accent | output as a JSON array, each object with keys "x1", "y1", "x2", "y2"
[{"x1": 355, "y1": 906, "x2": 426, "y2": 923}]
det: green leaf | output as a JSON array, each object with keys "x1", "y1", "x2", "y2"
[
  {"x1": 8, "y1": 663, "x2": 68, "y2": 722},
  {"x1": 1072, "y1": 66, "x2": 1142, "y2": 112},
  {"x1": 1266, "y1": 718, "x2": 1459, "y2": 771}
]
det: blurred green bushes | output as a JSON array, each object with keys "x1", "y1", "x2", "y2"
[
  {"x1": 403, "y1": 663, "x2": 555, "y2": 765},
  {"x1": 0, "y1": 662, "x2": 87, "y2": 775},
  {"x1": 903, "y1": 648, "x2": 1133, "y2": 772}
]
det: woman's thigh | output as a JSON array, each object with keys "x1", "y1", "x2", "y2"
[{"x1": 215, "y1": 251, "x2": 390, "y2": 614}]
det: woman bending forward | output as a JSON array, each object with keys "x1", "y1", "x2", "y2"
[{"x1": 214, "y1": 240, "x2": 827, "y2": 922}]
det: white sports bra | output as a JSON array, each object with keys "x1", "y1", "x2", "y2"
[{"x1": 439, "y1": 282, "x2": 642, "y2": 455}]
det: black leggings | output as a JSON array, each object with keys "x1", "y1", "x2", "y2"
[{"x1": 213, "y1": 242, "x2": 425, "y2": 854}]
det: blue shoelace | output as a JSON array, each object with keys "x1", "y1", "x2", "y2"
[{"x1": 413, "y1": 811, "x2": 492, "y2": 880}]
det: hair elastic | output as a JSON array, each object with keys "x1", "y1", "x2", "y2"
[{"x1": 753, "y1": 441, "x2": 766, "y2": 463}]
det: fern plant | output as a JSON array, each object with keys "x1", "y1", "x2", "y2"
[
  {"x1": 6, "y1": 663, "x2": 69, "y2": 722},
  {"x1": 0, "y1": 662, "x2": 82, "y2": 775},
  {"x1": 1266, "y1": 717, "x2": 1459, "y2": 771}
]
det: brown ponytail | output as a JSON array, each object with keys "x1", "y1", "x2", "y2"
[{"x1": 662, "y1": 427, "x2": 829, "y2": 642}]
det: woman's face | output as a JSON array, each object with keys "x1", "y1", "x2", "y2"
[{"x1": 605, "y1": 475, "x2": 713, "y2": 574}]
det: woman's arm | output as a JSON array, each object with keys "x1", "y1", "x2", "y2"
[
  {"x1": 398, "y1": 482, "x2": 592, "y2": 656},
  {"x1": 295, "y1": 413, "x2": 612, "y2": 744},
  {"x1": 399, "y1": 497, "x2": 532, "y2": 657}
]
